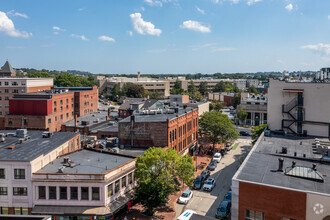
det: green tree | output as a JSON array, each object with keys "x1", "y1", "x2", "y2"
[
  {"x1": 199, "y1": 112, "x2": 239, "y2": 149},
  {"x1": 121, "y1": 83, "x2": 131, "y2": 97},
  {"x1": 233, "y1": 86, "x2": 241, "y2": 93},
  {"x1": 177, "y1": 155, "x2": 195, "y2": 187},
  {"x1": 188, "y1": 80, "x2": 197, "y2": 94},
  {"x1": 170, "y1": 88, "x2": 185, "y2": 95},
  {"x1": 149, "y1": 91, "x2": 163, "y2": 100},
  {"x1": 237, "y1": 109, "x2": 248, "y2": 124},
  {"x1": 110, "y1": 84, "x2": 121, "y2": 101},
  {"x1": 247, "y1": 85, "x2": 258, "y2": 94},
  {"x1": 233, "y1": 93, "x2": 241, "y2": 108},
  {"x1": 251, "y1": 124, "x2": 267, "y2": 145},
  {"x1": 193, "y1": 91, "x2": 203, "y2": 101},
  {"x1": 126, "y1": 84, "x2": 145, "y2": 98},
  {"x1": 199, "y1": 81, "x2": 208, "y2": 96},
  {"x1": 135, "y1": 147, "x2": 194, "y2": 216},
  {"x1": 214, "y1": 81, "x2": 225, "y2": 93},
  {"x1": 174, "y1": 80, "x2": 181, "y2": 90},
  {"x1": 27, "y1": 71, "x2": 53, "y2": 78}
]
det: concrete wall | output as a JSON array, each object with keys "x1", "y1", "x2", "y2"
[
  {"x1": 268, "y1": 79, "x2": 330, "y2": 137},
  {"x1": 306, "y1": 192, "x2": 330, "y2": 220}
]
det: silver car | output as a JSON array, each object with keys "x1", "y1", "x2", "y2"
[{"x1": 203, "y1": 178, "x2": 216, "y2": 191}]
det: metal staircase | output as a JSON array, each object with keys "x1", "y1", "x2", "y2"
[{"x1": 282, "y1": 93, "x2": 304, "y2": 134}]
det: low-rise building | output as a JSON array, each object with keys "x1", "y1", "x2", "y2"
[
  {"x1": 169, "y1": 95, "x2": 209, "y2": 116},
  {"x1": 207, "y1": 92, "x2": 235, "y2": 106},
  {"x1": 118, "y1": 107, "x2": 199, "y2": 155},
  {"x1": 231, "y1": 132, "x2": 330, "y2": 220},
  {"x1": 237, "y1": 95, "x2": 267, "y2": 125},
  {"x1": 31, "y1": 149, "x2": 137, "y2": 219},
  {"x1": 0, "y1": 129, "x2": 80, "y2": 215},
  {"x1": 268, "y1": 78, "x2": 330, "y2": 137}
]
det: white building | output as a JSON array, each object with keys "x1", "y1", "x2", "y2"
[{"x1": 237, "y1": 94, "x2": 267, "y2": 126}]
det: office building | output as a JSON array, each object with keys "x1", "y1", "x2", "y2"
[{"x1": 237, "y1": 94, "x2": 267, "y2": 126}]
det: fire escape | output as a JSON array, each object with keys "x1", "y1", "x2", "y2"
[{"x1": 282, "y1": 92, "x2": 304, "y2": 135}]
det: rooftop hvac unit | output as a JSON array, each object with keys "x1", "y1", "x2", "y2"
[
  {"x1": 81, "y1": 121, "x2": 89, "y2": 126},
  {"x1": 42, "y1": 131, "x2": 53, "y2": 138},
  {"x1": 16, "y1": 129, "x2": 27, "y2": 138}
]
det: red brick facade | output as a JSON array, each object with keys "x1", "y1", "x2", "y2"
[{"x1": 239, "y1": 182, "x2": 307, "y2": 220}]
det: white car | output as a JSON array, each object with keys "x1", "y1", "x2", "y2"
[
  {"x1": 177, "y1": 190, "x2": 193, "y2": 204},
  {"x1": 213, "y1": 153, "x2": 222, "y2": 163},
  {"x1": 203, "y1": 178, "x2": 216, "y2": 191}
]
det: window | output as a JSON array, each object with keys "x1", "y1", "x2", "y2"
[
  {"x1": 48, "y1": 119, "x2": 51, "y2": 124},
  {"x1": 71, "y1": 98, "x2": 73, "y2": 102},
  {"x1": 12, "y1": 82, "x2": 18, "y2": 86},
  {"x1": 4, "y1": 82, "x2": 8, "y2": 86},
  {"x1": 38, "y1": 186, "x2": 45, "y2": 199},
  {"x1": 14, "y1": 169, "x2": 25, "y2": 179},
  {"x1": 13, "y1": 187, "x2": 27, "y2": 196},
  {"x1": 21, "y1": 82, "x2": 26, "y2": 86},
  {"x1": 55, "y1": 116, "x2": 57, "y2": 121},
  {"x1": 54, "y1": 108, "x2": 56, "y2": 112},
  {"x1": 66, "y1": 99, "x2": 68, "y2": 104},
  {"x1": 66, "y1": 113, "x2": 69, "y2": 119},
  {"x1": 115, "y1": 180, "x2": 120, "y2": 194},
  {"x1": 14, "y1": 207, "x2": 28, "y2": 215},
  {"x1": 5, "y1": 105, "x2": 9, "y2": 108},
  {"x1": 54, "y1": 101, "x2": 57, "y2": 106},
  {"x1": 81, "y1": 187, "x2": 89, "y2": 200},
  {"x1": 4, "y1": 89, "x2": 8, "y2": 93},
  {"x1": 4, "y1": 97, "x2": 9, "y2": 100},
  {"x1": 0, "y1": 97, "x2": 2, "y2": 101},
  {"x1": 107, "y1": 184, "x2": 113, "y2": 197},
  {"x1": 70, "y1": 187, "x2": 78, "y2": 200},
  {"x1": 245, "y1": 209, "x2": 264, "y2": 220},
  {"x1": 60, "y1": 100, "x2": 63, "y2": 105},
  {"x1": 122, "y1": 176, "x2": 127, "y2": 188},
  {"x1": 60, "y1": 187, "x2": 67, "y2": 200},
  {"x1": 60, "y1": 114, "x2": 63, "y2": 120},
  {"x1": 49, "y1": 186, "x2": 56, "y2": 200},
  {"x1": 92, "y1": 187, "x2": 100, "y2": 200},
  {"x1": 0, "y1": 187, "x2": 7, "y2": 195},
  {"x1": 128, "y1": 173, "x2": 133, "y2": 184},
  {"x1": 60, "y1": 106, "x2": 63, "y2": 111},
  {"x1": 12, "y1": 89, "x2": 18, "y2": 93},
  {"x1": 0, "y1": 169, "x2": 4, "y2": 179},
  {"x1": 0, "y1": 207, "x2": 8, "y2": 215}
]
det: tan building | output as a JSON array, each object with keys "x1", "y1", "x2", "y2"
[
  {"x1": 106, "y1": 75, "x2": 170, "y2": 98},
  {"x1": 237, "y1": 94, "x2": 267, "y2": 125},
  {"x1": 268, "y1": 78, "x2": 330, "y2": 137},
  {"x1": 168, "y1": 77, "x2": 234, "y2": 91}
]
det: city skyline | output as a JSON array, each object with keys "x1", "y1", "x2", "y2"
[{"x1": 0, "y1": 0, "x2": 330, "y2": 74}]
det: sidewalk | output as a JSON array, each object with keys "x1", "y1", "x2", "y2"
[{"x1": 115, "y1": 143, "x2": 224, "y2": 220}]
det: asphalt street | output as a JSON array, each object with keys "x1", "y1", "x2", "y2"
[{"x1": 174, "y1": 135, "x2": 252, "y2": 219}]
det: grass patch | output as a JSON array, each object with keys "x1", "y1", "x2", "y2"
[{"x1": 232, "y1": 143, "x2": 239, "y2": 150}]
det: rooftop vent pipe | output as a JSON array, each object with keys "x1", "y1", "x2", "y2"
[{"x1": 278, "y1": 158, "x2": 284, "y2": 172}]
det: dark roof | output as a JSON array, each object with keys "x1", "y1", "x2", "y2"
[
  {"x1": 63, "y1": 111, "x2": 109, "y2": 128},
  {"x1": 141, "y1": 99, "x2": 158, "y2": 109},
  {"x1": 0, "y1": 130, "x2": 78, "y2": 162},
  {"x1": 119, "y1": 107, "x2": 196, "y2": 123},
  {"x1": 119, "y1": 98, "x2": 146, "y2": 110},
  {"x1": 36, "y1": 149, "x2": 134, "y2": 174},
  {"x1": 235, "y1": 134, "x2": 330, "y2": 195},
  {"x1": 0, "y1": 61, "x2": 16, "y2": 74},
  {"x1": 190, "y1": 214, "x2": 215, "y2": 220}
]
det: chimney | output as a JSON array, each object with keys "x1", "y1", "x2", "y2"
[
  {"x1": 278, "y1": 158, "x2": 284, "y2": 172},
  {"x1": 130, "y1": 115, "x2": 135, "y2": 123},
  {"x1": 108, "y1": 108, "x2": 111, "y2": 117},
  {"x1": 312, "y1": 163, "x2": 317, "y2": 171},
  {"x1": 74, "y1": 114, "x2": 78, "y2": 128},
  {"x1": 292, "y1": 161, "x2": 296, "y2": 168},
  {"x1": 137, "y1": 72, "x2": 141, "y2": 79}
]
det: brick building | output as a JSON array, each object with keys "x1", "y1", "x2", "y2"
[
  {"x1": 118, "y1": 107, "x2": 199, "y2": 155},
  {"x1": 0, "y1": 61, "x2": 16, "y2": 77},
  {"x1": 5, "y1": 86, "x2": 98, "y2": 131},
  {"x1": 231, "y1": 132, "x2": 330, "y2": 220}
]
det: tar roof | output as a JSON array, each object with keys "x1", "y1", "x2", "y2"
[
  {"x1": 119, "y1": 98, "x2": 146, "y2": 110},
  {"x1": 0, "y1": 130, "x2": 78, "y2": 162},
  {"x1": 36, "y1": 149, "x2": 134, "y2": 174},
  {"x1": 64, "y1": 111, "x2": 109, "y2": 127},
  {"x1": 141, "y1": 99, "x2": 158, "y2": 109},
  {"x1": 235, "y1": 134, "x2": 330, "y2": 195},
  {"x1": 119, "y1": 107, "x2": 195, "y2": 123}
]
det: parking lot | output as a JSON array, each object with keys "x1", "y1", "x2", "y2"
[{"x1": 174, "y1": 136, "x2": 252, "y2": 219}]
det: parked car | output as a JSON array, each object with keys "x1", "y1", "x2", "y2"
[
  {"x1": 213, "y1": 153, "x2": 222, "y2": 163},
  {"x1": 220, "y1": 148, "x2": 227, "y2": 156},
  {"x1": 200, "y1": 170, "x2": 210, "y2": 181},
  {"x1": 223, "y1": 191, "x2": 232, "y2": 202},
  {"x1": 207, "y1": 160, "x2": 217, "y2": 171},
  {"x1": 240, "y1": 130, "x2": 251, "y2": 136},
  {"x1": 203, "y1": 178, "x2": 216, "y2": 191},
  {"x1": 192, "y1": 175, "x2": 204, "y2": 190},
  {"x1": 215, "y1": 200, "x2": 231, "y2": 219},
  {"x1": 177, "y1": 190, "x2": 193, "y2": 204},
  {"x1": 225, "y1": 142, "x2": 233, "y2": 151}
]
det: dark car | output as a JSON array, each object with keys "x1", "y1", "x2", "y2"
[
  {"x1": 215, "y1": 200, "x2": 231, "y2": 219},
  {"x1": 220, "y1": 148, "x2": 227, "y2": 156},
  {"x1": 192, "y1": 175, "x2": 204, "y2": 190},
  {"x1": 223, "y1": 191, "x2": 232, "y2": 202},
  {"x1": 240, "y1": 131, "x2": 251, "y2": 136},
  {"x1": 207, "y1": 161, "x2": 217, "y2": 171},
  {"x1": 200, "y1": 170, "x2": 210, "y2": 181}
]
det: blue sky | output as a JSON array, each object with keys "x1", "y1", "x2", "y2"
[{"x1": 0, "y1": 0, "x2": 330, "y2": 74}]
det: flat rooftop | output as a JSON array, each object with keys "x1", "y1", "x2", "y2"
[
  {"x1": 36, "y1": 149, "x2": 134, "y2": 174},
  {"x1": 64, "y1": 111, "x2": 109, "y2": 128},
  {"x1": 120, "y1": 107, "x2": 196, "y2": 123},
  {"x1": 0, "y1": 130, "x2": 78, "y2": 162},
  {"x1": 235, "y1": 134, "x2": 330, "y2": 195},
  {"x1": 89, "y1": 122, "x2": 118, "y2": 133}
]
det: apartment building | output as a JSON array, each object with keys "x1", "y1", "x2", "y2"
[
  {"x1": 0, "y1": 129, "x2": 80, "y2": 215},
  {"x1": 268, "y1": 78, "x2": 330, "y2": 137},
  {"x1": 31, "y1": 149, "x2": 136, "y2": 219},
  {"x1": 207, "y1": 92, "x2": 235, "y2": 106},
  {"x1": 231, "y1": 132, "x2": 330, "y2": 220},
  {"x1": 5, "y1": 86, "x2": 98, "y2": 131},
  {"x1": 105, "y1": 74, "x2": 170, "y2": 98},
  {"x1": 237, "y1": 95, "x2": 267, "y2": 125},
  {"x1": 168, "y1": 77, "x2": 234, "y2": 91},
  {"x1": 0, "y1": 61, "x2": 16, "y2": 77},
  {"x1": 169, "y1": 95, "x2": 209, "y2": 116},
  {"x1": 118, "y1": 106, "x2": 199, "y2": 155}
]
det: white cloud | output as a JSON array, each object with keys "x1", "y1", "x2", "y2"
[
  {"x1": 128, "y1": 31, "x2": 133, "y2": 36},
  {"x1": 285, "y1": 4, "x2": 293, "y2": 11},
  {"x1": 53, "y1": 32, "x2": 59, "y2": 35},
  {"x1": 130, "y1": 13, "x2": 162, "y2": 36},
  {"x1": 78, "y1": 8, "x2": 84, "y2": 11},
  {"x1": 98, "y1": 35, "x2": 115, "y2": 42},
  {"x1": 180, "y1": 20, "x2": 211, "y2": 33},
  {"x1": 301, "y1": 43, "x2": 330, "y2": 56},
  {"x1": 328, "y1": 15, "x2": 330, "y2": 20},
  {"x1": 7, "y1": 10, "x2": 29, "y2": 19},
  {"x1": 40, "y1": 44, "x2": 55, "y2": 48},
  {"x1": 211, "y1": 47, "x2": 236, "y2": 52},
  {"x1": 53, "y1": 26, "x2": 60, "y2": 31},
  {"x1": 71, "y1": 34, "x2": 88, "y2": 41},
  {"x1": 196, "y1": 6, "x2": 205, "y2": 14},
  {"x1": 247, "y1": 0, "x2": 262, "y2": 6},
  {"x1": 0, "y1": 11, "x2": 32, "y2": 38},
  {"x1": 7, "y1": 46, "x2": 25, "y2": 49},
  {"x1": 144, "y1": 0, "x2": 163, "y2": 7},
  {"x1": 141, "y1": 7, "x2": 145, "y2": 11}
]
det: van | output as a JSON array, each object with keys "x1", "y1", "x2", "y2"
[{"x1": 177, "y1": 210, "x2": 197, "y2": 220}]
